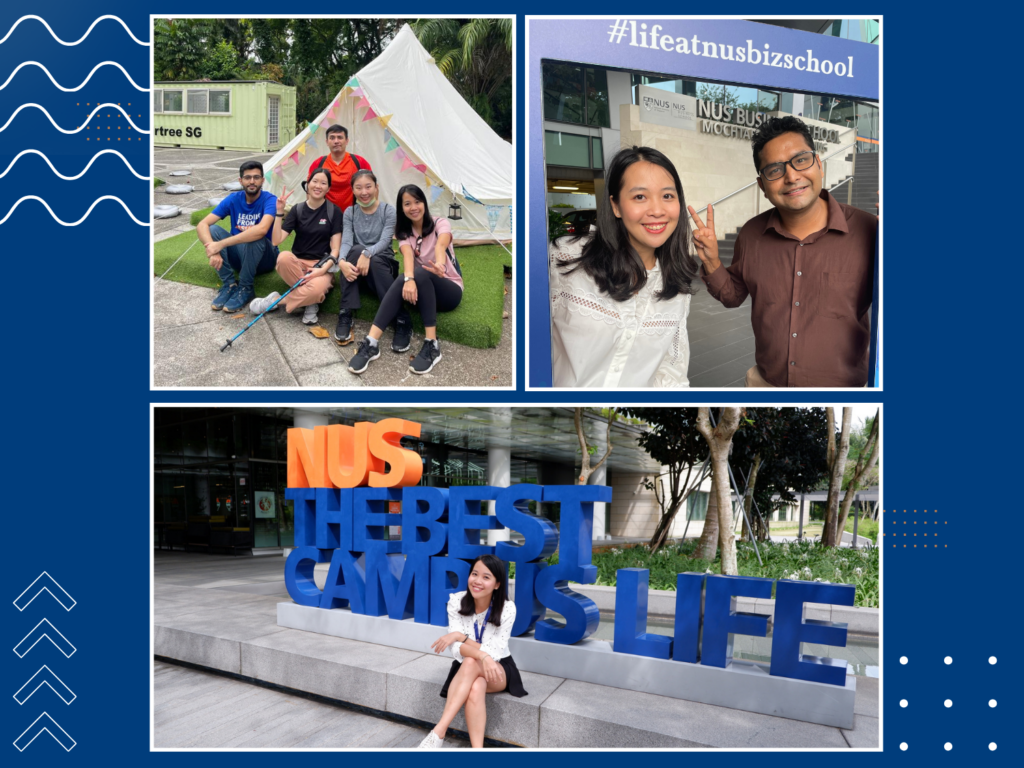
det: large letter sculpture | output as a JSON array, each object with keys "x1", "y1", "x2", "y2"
[
  {"x1": 534, "y1": 485, "x2": 610, "y2": 644},
  {"x1": 495, "y1": 484, "x2": 557, "y2": 635},
  {"x1": 613, "y1": 569, "x2": 672, "y2": 659},
  {"x1": 701, "y1": 575, "x2": 773, "y2": 668},
  {"x1": 770, "y1": 580, "x2": 854, "y2": 686}
]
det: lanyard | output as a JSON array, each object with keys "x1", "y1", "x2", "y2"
[{"x1": 473, "y1": 605, "x2": 492, "y2": 644}]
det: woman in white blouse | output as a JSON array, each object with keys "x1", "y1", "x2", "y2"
[
  {"x1": 549, "y1": 146, "x2": 702, "y2": 387},
  {"x1": 418, "y1": 555, "x2": 526, "y2": 748}
]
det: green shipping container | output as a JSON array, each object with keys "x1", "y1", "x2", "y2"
[{"x1": 153, "y1": 81, "x2": 296, "y2": 152}]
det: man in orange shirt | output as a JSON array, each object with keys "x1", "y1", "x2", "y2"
[{"x1": 306, "y1": 124, "x2": 371, "y2": 214}]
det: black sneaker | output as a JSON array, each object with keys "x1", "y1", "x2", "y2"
[
  {"x1": 334, "y1": 309, "x2": 354, "y2": 345},
  {"x1": 410, "y1": 340, "x2": 441, "y2": 374},
  {"x1": 391, "y1": 321, "x2": 412, "y2": 353},
  {"x1": 348, "y1": 338, "x2": 380, "y2": 374}
]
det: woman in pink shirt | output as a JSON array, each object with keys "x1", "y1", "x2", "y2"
[{"x1": 348, "y1": 184, "x2": 464, "y2": 376}]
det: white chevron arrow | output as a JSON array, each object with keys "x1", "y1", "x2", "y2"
[
  {"x1": 13, "y1": 571, "x2": 76, "y2": 611},
  {"x1": 13, "y1": 665, "x2": 75, "y2": 705}
]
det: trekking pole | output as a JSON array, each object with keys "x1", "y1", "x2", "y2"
[{"x1": 220, "y1": 255, "x2": 333, "y2": 352}]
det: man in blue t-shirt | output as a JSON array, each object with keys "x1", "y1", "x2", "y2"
[{"x1": 197, "y1": 160, "x2": 279, "y2": 312}]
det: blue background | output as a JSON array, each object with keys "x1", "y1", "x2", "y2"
[{"x1": 1, "y1": 1, "x2": 1014, "y2": 763}]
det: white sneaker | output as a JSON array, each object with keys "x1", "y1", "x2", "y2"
[
  {"x1": 302, "y1": 303, "x2": 320, "y2": 325},
  {"x1": 417, "y1": 730, "x2": 444, "y2": 749},
  {"x1": 249, "y1": 292, "x2": 280, "y2": 314}
]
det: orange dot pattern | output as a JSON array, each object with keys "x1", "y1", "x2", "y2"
[
  {"x1": 881, "y1": 510, "x2": 947, "y2": 548},
  {"x1": 77, "y1": 104, "x2": 141, "y2": 140}
]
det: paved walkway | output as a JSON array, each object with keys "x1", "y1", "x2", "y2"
[
  {"x1": 154, "y1": 552, "x2": 878, "y2": 749},
  {"x1": 155, "y1": 661, "x2": 469, "y2": 749}
]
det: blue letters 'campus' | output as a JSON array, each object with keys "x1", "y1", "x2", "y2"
[{"x1": 283, "y1": 483, "x2": 856, "y2": 686}]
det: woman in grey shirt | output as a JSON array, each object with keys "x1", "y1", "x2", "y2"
[{"x1": 334, "y1": 170, "x2": 413, "y2": 352}]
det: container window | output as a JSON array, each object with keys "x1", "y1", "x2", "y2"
[
  {"x1": 162, "y1": 90, "x2": 183, "y2": 113},
  {"x1": 209, "y1": 90, "x2": 231, "y2": 114},
  {"x1": 154, "y1": 91, "x2": 163, "y2": 113},
  {"x1": 187, "y1": 90, "x2": 209, "y2": 114}
]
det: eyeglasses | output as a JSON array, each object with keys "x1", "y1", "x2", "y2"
[
  {"x1": 241, "y1": 175, "x2": 263, "y2": 182},
  {"x1": 414, "y1": 236, "x2": 424, "y2": 256},
  {"x1": 759, "y1": 151, "x2": 817, "y2": 181}
]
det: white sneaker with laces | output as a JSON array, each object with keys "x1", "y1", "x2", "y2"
[
  {"x1": 302, "y1": 303, "x2": 320, "y2": 325},
  {"x1": 417, "y1": 730, "x2": 444, "y2": 749},
  {"x1": 249, "y1": 292, "x2": 281, "y2": 315}
]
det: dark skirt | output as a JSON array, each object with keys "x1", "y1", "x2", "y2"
[{"x1": 439, "y1": 656, "x2": 528, "y2": 698}]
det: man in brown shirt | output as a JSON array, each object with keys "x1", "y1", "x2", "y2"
[{"x1": 687, "y1": 116, "x2": 878, "y2": 387}]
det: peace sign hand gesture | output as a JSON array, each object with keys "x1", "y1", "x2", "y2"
[
  {"x1": 276, "y1": 188, "x2": 293, "y2": 215},
  {"x1": 687, "y1": 203, "x2": 721, "y2": 274}
]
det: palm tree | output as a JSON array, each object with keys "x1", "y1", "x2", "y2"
[{"x1": 412, "y1": 19, "x2": 513, "y2": 132}]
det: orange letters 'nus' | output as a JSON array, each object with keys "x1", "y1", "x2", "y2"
[
  {"x1": 327, "y1": 423, "x2": 385, "y2": 488},
  {"x1": 368, "y1": 419, "x2": 423, "y2": 488},
  {"x1": 287, "y1": 420, "x2": 422, "y2": 489}
]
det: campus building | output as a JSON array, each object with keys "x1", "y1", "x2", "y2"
[
  {"x1": 542, "y1": 19, "x2": 879, "y2": 239},
  {"x1": 154, "y1": 407, "x2": 720, "y2": 555}
]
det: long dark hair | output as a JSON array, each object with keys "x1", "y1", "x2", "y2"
[
  {"x1": 394, "y1": 184, "x2": 436, "y2": 240},
  {"x1": 459, "y1": 554, "x2": 507, "y2": 628},
  {"x1": 559, "y1": 146, "x2": 698, "y2": 302}
]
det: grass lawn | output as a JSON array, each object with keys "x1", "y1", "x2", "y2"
[{"x1": 154, "y1": 212, "x2": 511, "y2": 348}]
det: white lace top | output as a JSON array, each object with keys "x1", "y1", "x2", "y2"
[
  {"x1": 447, "y1": 591, "x2": 516, "y2": 663},
  {"x1": 548, "y1": 237, "x2": 691, "y2": 388}
]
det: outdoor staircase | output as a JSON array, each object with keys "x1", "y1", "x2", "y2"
[{"x1": 830, "y1": 151, "x2": 879, "y2": 215}]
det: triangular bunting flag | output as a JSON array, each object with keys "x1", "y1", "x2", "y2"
[
  {"x1": 424, "y1": 176, "x2": 432, "y2": 188},
  {"x1": 385, "y1": 137, "x2": 400, "y2": 152},
  {"x1": 355, "y1": 96, "x2": 370, "y2": 109},
  {"x1": 297, "y1": 142, "x2": 306, "y2": 155},
  {"x1": 273, "y1": 165, "x2": 284, "y2": 176},
  {"x1": 395, "y1": 148, "x2": 407, "y2": 161},
  {"x1": 351, "y1": 87, "x2": 364, "y2": 97},
  {"x1": 378, "y1": 114, "x2": 392, "y2": 129},
  {"x1": 289, "y1": 151, "x2": 300, "y2": 165},
  {"x1": 362, "y1": 107, "x2": 377, "y2": 121},
  {"x1": 429, "y1": 186, "x2": 443, "y2": 203},
  {"x1": 413, "y1": 164, "x2": 427, "y2": 173},
  {"x1": 346, "y1": 77, "x2": 359, "y2": 88},
  {"x1": 383, "y1": 129, "x2": 391, "y2": 143},
  {"x1": 309, "y1": 122, "x2": 319, "y2": 134},
  {"x1": 333, "y1": 98, "x2": 341, "y2": 109},
  {"x1": 325, "y1": 108, "x2": 336, "y2": 122},
  {"x1": 401, "y1": 157, "x2": 414, "y2": 172},
  {"x1": 464, "y1": 189, "x2": 483, "y2": 205}
]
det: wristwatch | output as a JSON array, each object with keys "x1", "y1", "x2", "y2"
[{"x1": 404, "y1": 275, "x2": 414, "y2": 282}]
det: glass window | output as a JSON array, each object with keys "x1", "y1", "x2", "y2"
[
  {"x1": 687, "y1": 491, "x2": 709, "y2": 521},
  {"x1": 209, "y1": 89, "x2": 231, "y2": 114},
  {"x1": 591, "y1": 137, "x2": 603, "y2": 169},
  {"x1": 545, "y1": 131, "x2": 590, "y2": 168},
  {"x1": 162, "y1": 90, "x2": 183, "y2": 113},
  {"x1": 155, "y1": 91, "x2": 163, "y2": 113},
  {"x1": 585, "y1": 67, "x2": 610, "y2": 128},
  {"x1": 187, "y1": 89, "x2": 208, "y2": 114},
  {"x1": 543, "y1": 61, "x2": 584, "y2": 124}
]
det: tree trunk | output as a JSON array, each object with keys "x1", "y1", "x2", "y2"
[
  {"x1": 741, "y1": 452, "x2": 762, "y2": 541},
  {"x1": 822, "y1": 408, "x2": 853, "y2": 547},
  {"x1": 836, "y1": 409, "x2": 880, "y2": 536},
  {"x1": 696, "y1": 407, "x2": 743, "y2": 575},
  {"x1": 575, "y1": 408, "x2": 615, "y2": 485},
  {"x1": 697, "y1": 486, "x2": 720, "y2": 562}
]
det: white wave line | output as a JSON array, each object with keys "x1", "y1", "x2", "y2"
[
  {"x1": 0, "y1": 15, "x2": 149, "y2": 46},
  {"x1": 0, "y1": 149, "x2": 148, "y2": 180},
  {"x1": 0, "y1": 103, "x2": 150, "y2": 134},
  {"x1": 0, "y1": 196, "x2": 149, "y2": 227},
  {"x1": 0, "y1": 61, "x2": 148, "y2": 93}
]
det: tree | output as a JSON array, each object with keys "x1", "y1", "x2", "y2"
[
  {"x1": 821, "y1": 408, "x2": 854, "y2": 547},
  {"x1": 696, "y1": 408, "x2": 744, "y2": 575},
  {"x1": 730, "y1": 408, "x2": 832, "y2": 541},
  {"x1": 154, "y1": 18, "x2": 217, "y2": 81},
  {"x1": 412, "y1": 18, "x2": 513, "y2": 139},
  {"x1": 837, "y1": 410, "x2": 880, "y2": 536},
  {"x1": 574, "y1": 408, "x2": 615, "y2": 485},
  {"x1": 620, "y1": 408, "x2": 707, "y2": 553}
]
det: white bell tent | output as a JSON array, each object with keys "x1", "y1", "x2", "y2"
[{"x1": 265, "y1": 24, "x2": 512, "y2": 246}]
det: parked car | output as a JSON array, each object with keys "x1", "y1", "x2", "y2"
[{"x1": 560, "y1": 208, "x2": 597, "y2": 236}]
